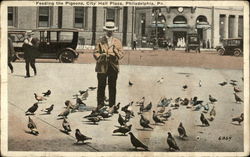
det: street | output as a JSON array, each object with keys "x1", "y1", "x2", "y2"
[{"x1": 7, "y1": 50, "x2": 244, "y2": 152}]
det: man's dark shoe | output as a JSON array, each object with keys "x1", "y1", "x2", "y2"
[
  {"x1": 11, "y1": 69, "x2": 14, "y2": 73},
  {"x1": 25, "y1": 75, "x2": 30, "y2": 78}
]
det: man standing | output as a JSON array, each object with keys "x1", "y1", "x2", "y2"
[
  {"x1": 23, "y1": 31, "x2": 39, "y2": 78},
  {"x1": 93, "y1": 21, "x2": 124, "y2": 110},
  {"x1": 8, "y1": 36, "x2": 15, "y2": 73}
]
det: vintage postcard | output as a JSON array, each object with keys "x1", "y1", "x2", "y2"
[{"x1": 1, "y1": 0, "x2": 249, "y2": 156}]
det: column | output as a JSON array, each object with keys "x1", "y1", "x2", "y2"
[
  {"x1": 234, "y1": 15, "x2": 239, "y2": 38},
  {"x1": 224, "y1": 14, "x2": 228, "y2": 39}
]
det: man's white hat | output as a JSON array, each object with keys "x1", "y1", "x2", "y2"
[
  {"x1": 103, "y1": 21, "x2": 118, "y2": 31},
  {"x1": 26, "y1": 31, "x2": 34, "y2": 36}
]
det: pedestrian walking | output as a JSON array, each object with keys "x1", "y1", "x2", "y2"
[
  {"x1": 8, "y1": 36, "x2": 16, "y2": 73},
  {"x1": 93, "y1": 21, "x2": 124, "y2": 110},
  {"x1": 132, "y1": 34, "x2": 137, "y2": 50},
  {"x1": 22, "y1": 31, "x2": 40, "y2": 78}
]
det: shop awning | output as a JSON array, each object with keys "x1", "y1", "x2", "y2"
[
  {"x1": 151, "y1": 23, "x2": 165, "y2": 28},
  {"x1": 167, "y1": 24, "x2": 190, "y2": 28},
  {"x1": 196, "y1": 24, "x2": 211, "y2": 29}
]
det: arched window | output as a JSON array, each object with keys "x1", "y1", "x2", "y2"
[
  {"x1": 196, "y1": 15, "x2": 208, "y2": 23},
  {"x1": 173, "y1": 16, "x2": 187, "y2": 24}
]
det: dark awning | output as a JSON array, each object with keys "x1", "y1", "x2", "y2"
[
  {"x1": 196, "y1": 24, "x2": 211, "y2": 29},
  {"x1": 151, "y1": 23, "x2": 165, "y2": 28}
]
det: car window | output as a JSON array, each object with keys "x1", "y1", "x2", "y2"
[{"x1": 59, "y1": 32, "x2": 73, "y2": 42}]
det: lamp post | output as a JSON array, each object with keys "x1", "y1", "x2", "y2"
[{"x1": 152, "y1": 7, "x2": 165, "y2": 49}]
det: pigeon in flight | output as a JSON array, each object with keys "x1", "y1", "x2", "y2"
[
  {"x1": 167, "y1": 132, "x2": 180, "y2": 151},
  {"x1": 113, "y1": 124, "x2": 132, "y2": 135},
  {"x1": 25, "y1": 102, "x2": 39, "y2": 115},
  {"x1": 178, "y1": 122, "x2": 188, "y2": 138},
  {"x1": 62, "y1": 118, "x2": 71, "y2": 134},
  {"x1": 200, "y1": 113, "x2": 210, "y2": 126},
  {"x1": 128, "y1": 132, "x2": 149, "y2": 151},
  {"x1": 182, "y1": 85, "x2": 188, "y2": 90},
  {"x1": 41, "y1": 104, "x2": 54, "y2": 114},
  {"x1": 232, "y1": 113, "x2": 244, "y2": 125},
  {"x1": 75, "y1": 129, "x2": 92, "y2": 144},
  {"x1": 27, "y1": 116, "x2": 39, "y2": 135},
  {"x1": 42, "y1": 90, "x2": 51, "y2": 97},
  {"x1": 34, "y1": 93, "x2": 46, "y2": 102},
  {"x1": 234, "y1": 93, "x2": 243, "y2": 103},
  {"x1": 140, "y1": 115, "x2": 153, "y2": 130}
]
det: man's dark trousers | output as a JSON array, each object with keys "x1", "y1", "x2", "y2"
[
  {"x1": 25, "y1": 58, "x2": 36, "y2": 76},
  {"x1": 97, "y1": 64, "x2": 118, "y2": 108}
]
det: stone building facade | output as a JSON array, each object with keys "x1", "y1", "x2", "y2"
[{"x1": 8, "y1": 6, "x2": 243, "y2": 49}]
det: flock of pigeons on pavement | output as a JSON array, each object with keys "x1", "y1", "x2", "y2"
[{"x1": 25, "y1": 77, "x2": 244, "y2": 151}]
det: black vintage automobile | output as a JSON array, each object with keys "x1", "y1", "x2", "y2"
[
  {"x1": 185, "y1": 33, "x2": 200, "y2": 53},
  {"x1": 8, "y1": 28, "x2": 83, "y2": 63},
  {"x1": 216, "y1": 38, "x2": 243, "y2": 57}
]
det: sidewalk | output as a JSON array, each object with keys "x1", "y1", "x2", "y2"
[{"x1": 8, "y1": 63, "x2": 244, "y2": 152}]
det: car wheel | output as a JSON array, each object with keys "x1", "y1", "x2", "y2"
[
  {"x1": 233, "y1": 49, "x2": 242, "y2": 57},
  {"x1": 59, "y1": 50, "x2": 75, "y2": 63},
  {"x1": 218, "y1": 49, "x2": 225, "y2": 55}
]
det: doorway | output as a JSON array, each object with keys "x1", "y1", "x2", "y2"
[{"x1": 173, "y1": 31, "x2": 187, "y2": 48}]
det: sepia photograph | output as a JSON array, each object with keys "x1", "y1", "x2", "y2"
[{"x1": 1, "y1": 1, "x2": 249, "y2": 156}]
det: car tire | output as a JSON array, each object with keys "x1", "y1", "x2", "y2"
[
  {"x1": 218, "y1": 49, "x2": 225, "y2": 55},
  {"x1": 59, "y1": 50, "x2": 75, "y2": 63},
  {"x1": 233, "y1": 48, "x2": 242, "y2": 57}
]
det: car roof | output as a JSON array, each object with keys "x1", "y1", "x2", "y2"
[{"x1": 223, "y1": 38, "x2": 243, "y2": 40}]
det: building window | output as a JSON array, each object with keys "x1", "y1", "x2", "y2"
[
  {"x1": 219, "y1": 14, "x2": 225, "y2": 41},
  {"x1": 196, "y1": 15, "x2": 208, "y2": 23},
  {"x1": 38, "y1": 7, "x2": 50, "y2": 27},
  {"x1": 105, "y1": 8, "x2": 120, "y2": 27},
  {"x1": 173, "y1": 15, "x2": 187, "y2": 24},
  {"x1": 74, "y1": 7, "x2": 86, "y2": 28},
  {"x1": 8, "y1": 7, "x2": 16, "y2": 27},
  {"x1": 238, "y1": 16, "x2": 243, "y2": 37},
  {"x1": 140, "y1": 14, "x2": 146, "y2": 36}
]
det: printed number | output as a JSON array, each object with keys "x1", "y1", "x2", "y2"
[{"x1": 218, "y1": 136, "x2": 232, "y2": 141}]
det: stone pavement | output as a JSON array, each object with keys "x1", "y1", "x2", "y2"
[{"x1": 7, "y1": 63, "x2": 244, "y2": 152}]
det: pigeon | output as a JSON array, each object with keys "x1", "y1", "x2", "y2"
[
  {"x1": 25, "y1": 102, "x2": 39, "y2": 115},
  {"x1": 41, "y1": 104, "x2": 54, "y2": 114},
  {"x1": 230, "y1": 82, "x2": 237, "y2": 86},
  {"x1": 234, "y1": 93, "x2": 243, "y2": 103},
  {"x1": 157, "y1": 106, "x2": 165, "y2": 114},
  {"x1": 140, "y1": 115, "x2": 153, "y2": 130},
  {"x1": 81, "y1": 90, "x2": 89, "y2": 100},
  {"x1": 65, "y1": 100, "x2": 75, "y2": 109},
  {"x1": 182, "y1": 85, "x2": 188, "y2": 90},
  {"x1": 86, "y1": 116, "x2": 102, "y2": 124},
  {"x1": 143, "y1": 102, "x2": 152, "y2": 112},
  {"x1": 208, "y1": 116, "x2": 215, "y2": 121},
  {"x1": 79, "y1": 89, "x2": 88, "y2": 95},
  {"x1": 27, "y1": 116, "x2": 39, "y2": 135},
  {"x1": 231, "y1": 79, "x2": 238, "y2": 83},
  {"x1": 234, "y1": 87, "x2": 242, "y2": 93},
  {"x1": 167, "y1": 132, "x2": 180, "y2": 151},
  {"x1": 42, "y1": 90, "x2": 51, "y2": 97},
  {"x1": 118, "y1": 114, "x2": 128, "y2": 126},
  {"x1": 128, "y1": 132, "x2": 149, "y2": 151},
  {"x1": 178, "y1": 122, "x2": 188, "y2": 138},
  {"x1": 138, "y1": 103, "x2": 144, "y2": 114},
  {"x1": 121, "y1": 101, "x2": 133, "y2": 113},
  {"x1": 210, "y1": 105, "x2": 216, "y2": 117},
  {"x1": 192, "y1": 104, "x2": 202, "y2": 111},
  {"x1": 113, "y1": 102, "x2": 120, "y2": 114},
  {"x1": 152, "y1": 111, "x2": 165, "y2": 124},
  {"x1": 209, "y1": 95, "x2": 217, "y2": 104},
  {"x1": 232, "y1": 113, "x2": 244, "y2": 125},
  {"x1": 84, "y1": 110, "x2": 100, "y2": 118},
  {"x1": 219, "y1": 81, "x2": 227, "y2": 86},
  {"x1": 160, "y1": 109, "x2": 172, "y2": 121},
  {"x1": 199, "y1": 80, "x2": 202, "y2": 87},
  {"x1": 34, "y1": 93, "x2": 46, "y2": 102},
  {"x1": 75, "y1": 129, "x2": 92, "y2": 143},
  {"x1": 129, "y1": 81, "x2": 133, "y2": 86},
  {"x1": 136, "y1": 97, "x2": 145, "y2": 106},
  {"x1": 99, "y1": 109, "x2": 112, "y2": 119},
  {"x1": 62, "y1": 118, "x2": 71, "y2": 133},
  {"x1": 200, "y1": 113, "x2": 210, "y2": 126},
  {"x1": 88, "y1": 86, "x2": 97, "y2": 90},
  {"x1": 76, "y1": 98, "x2": 85, "y2": 105},
  {"x1": 157, "y1": 77, "x2": 164, "y2": 84},
  {"x1": 180, "y1": 98, "x2": 189, "y2": 106},
  {"x1": 58, "y1": 107, "x2": 70, "y2": 118},
  {"x1": 202, "y1": 103, "x2": 209, "y2": 113},
  {"x1": 113, "y1": 124, "x2": 132, "y2": 135}
]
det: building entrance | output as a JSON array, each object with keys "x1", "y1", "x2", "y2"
[{"x1": 173, "y1": 31, "x2": 187, "y2": 48}]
